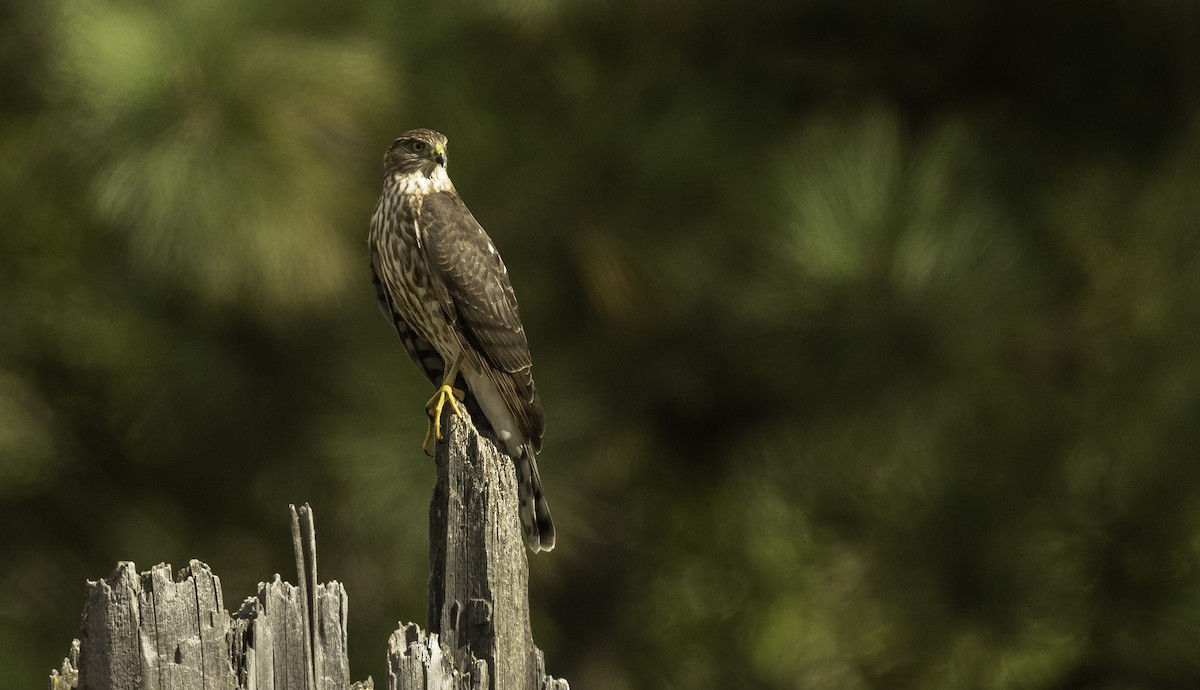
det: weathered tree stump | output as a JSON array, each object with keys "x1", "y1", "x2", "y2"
[
  {"x1": 48, "y1": 557, "x2": 362, "y2": 690},
  {"x1": 424, "y1": 413, "x2": 565, "y2": 690},
  {"x1": 48, "y1": 419, "x2": 566, "y2": 690}
]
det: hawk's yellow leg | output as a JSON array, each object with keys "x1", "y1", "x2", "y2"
[{"x1": 423, "y1": 351, "x2": 466, "y2": 455}]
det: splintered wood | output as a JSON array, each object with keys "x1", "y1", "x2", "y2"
[
  {"x1": 48, "y1": 421, "x2": 566, "y2": 690},
  {"x1": 50, "y1": 560, "x2": 359, "y2": 690}
]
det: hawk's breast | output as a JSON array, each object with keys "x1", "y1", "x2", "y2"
[{"x1": 370, "y1": 187, "x2": 462, "y2": 362}]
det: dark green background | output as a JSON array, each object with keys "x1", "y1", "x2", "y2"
[{"x1": 4, "y1": 1, "x2": 1200, "y2": 687}]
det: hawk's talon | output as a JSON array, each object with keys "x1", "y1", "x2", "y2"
[
  {"x1": 421, "y1": 422, "x2": 436, "y2": 456},
  {"x1": 421, "y1": 383, "x2": 465, "y2": 454}
]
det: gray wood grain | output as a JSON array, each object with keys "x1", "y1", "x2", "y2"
[
  {"x1": 47, "y1": 640, "x2": 79, "y2": 690},
  {"x1": 313, "y1": 582, "x2": 351, "y2": 689},
  {"x1": 230, "y1": 574, "x2": 353, "y2": 690},
  {"x1": 56, "y1": 561, "x2": 355, "y2": 690},
  {"x1": 423, "y1": 413, "x2": 567, "y2": 690},
  {"x1": 78, "y1": 562, "x2": 141, "y2": 690},
  {"x1": 49, "y1": 418, "x2": 567, "y2": 690},
  {"x1": 67, "y1": 561, "x2": 239, "y2": 690},
  {"x1": 386, "y1": 623, "x2": 477, "y2": 690}
]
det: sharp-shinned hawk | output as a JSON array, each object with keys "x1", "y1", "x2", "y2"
[{"x1": 369, "y1": 128, "x2": 555, "y2": 552}]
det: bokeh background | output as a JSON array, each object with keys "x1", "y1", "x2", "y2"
[{"x1": 4, "y1": 0, "x2": 1200, "y2": 688}]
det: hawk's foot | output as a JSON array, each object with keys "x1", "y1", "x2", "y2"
[{"x1": 422, "y1": 384, "x2": 466, "y2": 455}]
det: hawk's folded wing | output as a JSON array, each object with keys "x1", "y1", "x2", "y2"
[{"x1": 417, "y1": 191, "x2": 545, "y2": 450}]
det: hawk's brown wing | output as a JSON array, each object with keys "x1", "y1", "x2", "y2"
[{"x1": 418, "y1": 191, "x2": 545, "y2": 451}]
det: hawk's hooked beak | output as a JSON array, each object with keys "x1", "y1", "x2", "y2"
[{"x1": 433, "y1": 144, "x2": 446, "y2": 167}]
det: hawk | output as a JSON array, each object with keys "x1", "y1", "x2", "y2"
[{"x1": 369, "y1": 128, "x2": 555, "y2": 552}]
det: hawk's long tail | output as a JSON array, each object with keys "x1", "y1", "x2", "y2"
[{"x1": 516, "y1": 446, "x2": 555, "y2": 552}]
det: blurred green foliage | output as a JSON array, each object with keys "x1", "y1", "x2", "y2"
[{"x1": 3, "y1": 0, "x2": 1200, "y2": 688}]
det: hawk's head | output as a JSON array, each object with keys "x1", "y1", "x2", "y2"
[{"x1": 384, "y1": 129, "x2": 449, "y2": 181}]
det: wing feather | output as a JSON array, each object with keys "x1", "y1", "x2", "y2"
[{"x1": 418, "y1": 191, "x2": 545, "y2": 447}]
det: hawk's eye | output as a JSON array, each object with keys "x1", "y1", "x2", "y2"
[{"x1": 411, "y1": 141, "x2": 426, "y2": 152}]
